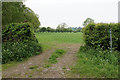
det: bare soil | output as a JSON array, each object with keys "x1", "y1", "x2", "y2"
[{"x1": 2, "y1": 43, "x2": 81, "y2": 78}]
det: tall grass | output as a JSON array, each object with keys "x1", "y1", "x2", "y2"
[{"x1": 70, "y1": 45, "x2": 118, "y2": 78}]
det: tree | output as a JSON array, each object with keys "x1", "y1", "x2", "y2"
[
  {"x1": 40, "y1": 27, "x2": 46, "y2": 32},
  {"x1": 2, "y1": 2, "x2": 25, "y2": 26},
  {"x1": 68, "y1": 28, "x2": 73, "y2": 32},
  {"x1": 57, "y1": 23, "x2": 68, "y2": 28},
  {"x1": 23, "y1": 7, "x2": 40, "y2": 31},
  {"x1": 2, "y1": 2, "x2": 41, "y2": 31},
  {"x1": 46, "y1": 27, "x2": 51, "y2": 32},
  {"x1": 57, "y1": 23, "x2": 68, "y2": 32},
  {"x1": 83, "y1": 18, "x2": 94, "y2": 27}
]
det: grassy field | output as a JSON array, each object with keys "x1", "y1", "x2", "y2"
[
  {"x1": 35, "y1": 32, "x2": 84, "y2": 44},
  {"x1": 35, "y1": 32, "x2": 84, "y2": 51},
  {"x1": 36, "y1": 32, "x2": 84, "y2": 51}
]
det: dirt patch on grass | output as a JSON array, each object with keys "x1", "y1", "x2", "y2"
[{"x1": 2, "y1": 43, "x2": 81, "y2": 78}]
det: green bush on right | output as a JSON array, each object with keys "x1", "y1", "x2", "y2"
[{"x1": 83, "y1": 23, "x2": 120, "y2": 51}]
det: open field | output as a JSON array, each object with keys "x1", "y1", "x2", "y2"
[
  {"x1": 36, "y1": 32, "x2": 84, "y2": 44},
  {"x1": 35, "y1": 32, "x2": 84, "y2": 51}
]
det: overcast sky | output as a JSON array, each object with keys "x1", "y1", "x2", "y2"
[{"x1": 24, "y1": 0, "x2": 119, "y2": 28}]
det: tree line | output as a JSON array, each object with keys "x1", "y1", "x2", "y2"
[{"x1": 37, "y1": 23, "x2": 82, "y2": 33}]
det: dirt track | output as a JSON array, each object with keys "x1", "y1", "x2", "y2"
[{"x1": 2, "y1": 43, "x2": 81, "y2": 78}]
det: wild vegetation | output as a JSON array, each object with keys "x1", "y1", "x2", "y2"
[
  {"x1": 2, "y1": 23, "x2": 42, "y2": 64},
  {"x1": 70, "y1": 45, "x2": 118, "y2": 78},
  {"x1": 2, "y1": 2, "x2": 42, "y2": 64},
  {"x1": 70, "y1": 22, "x2": 119, "y2": 78}
]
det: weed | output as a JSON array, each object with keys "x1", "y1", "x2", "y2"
[
  {"x1": 48, "y1": 49, "x2": 66, "y2": 64},
  {"x1": 43, "y1": 64, "x2": 51, "y2": 68},
  {"x1": 28, "y1": 75, "x2": 32, "y2": 78},
  {"x1": 29, "y1": 65, "x2": 38, "y2": 69},
  {"x1": 70, "y1": 46, "x2": 119, "y2": 78},
  {"x1": 62, "y1": 66, "x2": 67, "y2": 69}
]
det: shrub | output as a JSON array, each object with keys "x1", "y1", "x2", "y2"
[
  {"x1": 83, "y1": 23, "x2": 120, "y2": 51},
  {"x1": 2, "y1": 23, "x2": 37, "y2": 42},
  {"x1": 2, "y1": 41, "x2": 42, "y2": 64},
  {"x1": 2, "y1": 23, "x2": 42, "y2": 64}
]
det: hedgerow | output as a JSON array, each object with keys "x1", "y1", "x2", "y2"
[
  {"x1": 83, "y1": 23, "x2": 120, "y2": 51},
  {"x1": 2, "y1": 23, "x2": 37, "y2": 42},
  {"x1": 2, "y1": 23, "x2": 42, "y2": 64}
]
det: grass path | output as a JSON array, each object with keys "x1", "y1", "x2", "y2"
[{"x1": 2, "y1": 43, "x2": 81, "y2": 78}]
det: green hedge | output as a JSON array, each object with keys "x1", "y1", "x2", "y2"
[
  {"x1": 2, "y1": 23, "x2": 42, "y2": 64},
  {"x1": 83, "y1": 23, "x2": 120, "y2": 51},
  {"x1": 2, "y1": 23, "x2": 37, "y2": 42},
  {"x1": 2, "y1": 41, "x2": 42, "y2": 64}
]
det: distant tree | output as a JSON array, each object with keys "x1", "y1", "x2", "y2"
[
  {"x1": 77, "y1": 27, "x2": 82, "y2": 32},
  {"x1": 83, "y1": 18, "x2": 94, "y2": 27},
  {"x1": 46, "y1": 27, "x2": 51, "y2": 32},
  {"x1": 41, "y1": 27, "x2": 46, "y2": 32},
  {"x1": 68, "y1": 28, "x2": 73, "y2": 32},
  {"x1": 63, "y1": 28, "x2": 68, "y2": 32},
  {"x1": 56, "y1": 26, "x2": 61, "y2": 32},
  {"x1": 51, "y1": 29, "x2": 55, "y2": 32},
  {"x1": 57, "y1": 23, "x2": 68, "y2": 32}
]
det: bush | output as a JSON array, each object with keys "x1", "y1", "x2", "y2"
[
  {"x1": 2, "y1": 23, "x2": 42, "y2": 64},
  {"x1": 2, "y1": 23, "x2": 37, "y2": 42},
  {"x1": 83, "y1": 23, "x2": 120, "y2": 51},
  {"x1": 2, "y1": 41, "x2": 42, "y2": 64}
]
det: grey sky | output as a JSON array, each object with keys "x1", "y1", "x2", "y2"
[{"x1": 24, "y1": 0, "x2": 119, "y2": 28}]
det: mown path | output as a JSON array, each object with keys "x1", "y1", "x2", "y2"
[{"x1": 2, "y1": 43, "x2": 81, "y2": 78}]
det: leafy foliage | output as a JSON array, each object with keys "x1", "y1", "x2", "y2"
[
  {"x1": 83, "y1": 23, "x2": 120, "y2": 51},
  {"x1": 2, "y1": 41, "x2": 42, "y2": 64},
  {"x1": 2, "y1": 23, "x2": 37, "y2": 42},
  {"x1": 2, "y1": 23, "x2": 42, "y2": 64},
  {"x1": 83, "y1": 18, "x2": 94, "y2": 27},
  {"x1": 2, "y1": 2, "x2": 40, "y2": 31}
]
